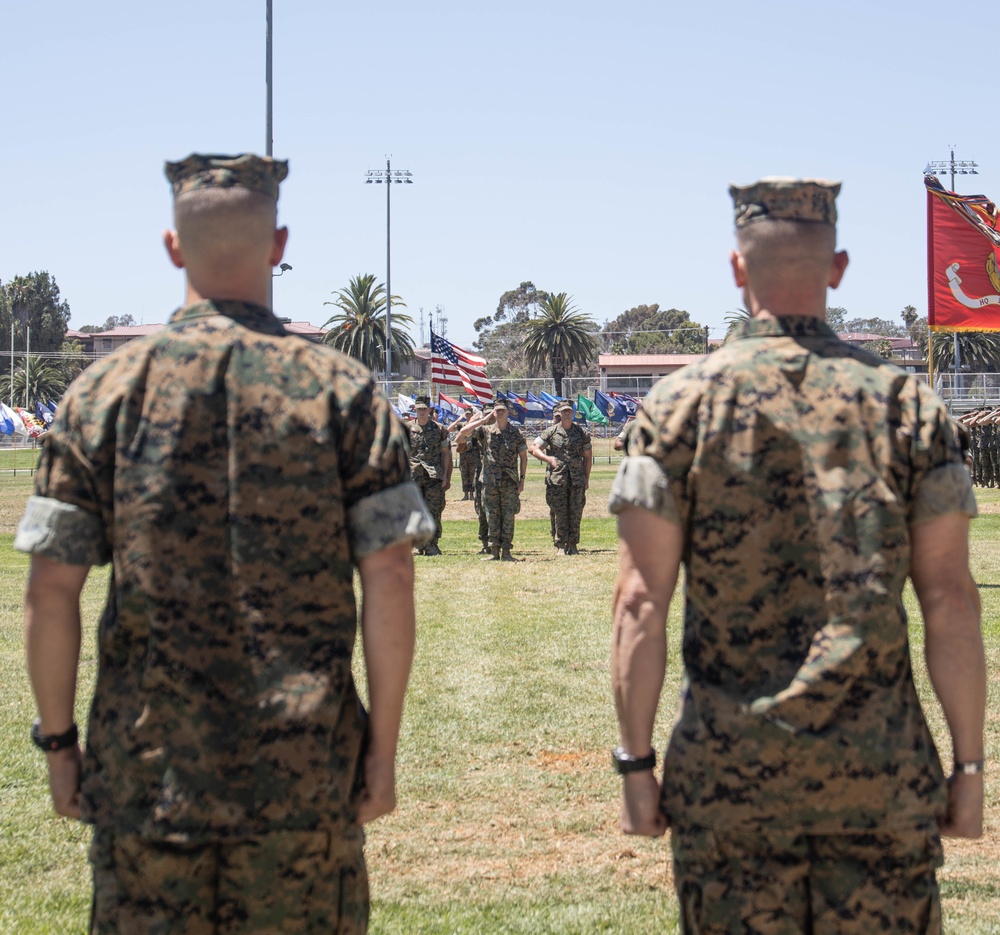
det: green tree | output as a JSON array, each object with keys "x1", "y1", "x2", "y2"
[
  {"x1": 601, "y1": 304, "x2": 707, "y2": 354},
  {"x1": 825, "y1": 307, "x2": 847, "y2": 331},
  {"x1": 322, "y1": 273, "x2": 414, "y2": 374},
  {"x1": 860, "y1": 338, "x2": 894, "y2": 359},
  {"x1": 901, "y1": 304, "x2": 928, "y2": 357},
  {"x1": 0, "y1": 272, "x2": 71, "y2": 352},
  {"x1": 522, "y1": 293, "x2": 598, "y2": 396},
  {"x1": 931, "y1": 332, "x2": 1000, "y2": 373},
  {"x1": 0, "y1": 356, "x2": 68, "y2": 408},
  {"x1": 724, "y1": 306, "x2": 751, "y2": 341},
  {"x1": 58, "y1": 339, "x2": 88, "y2": 385},
  {"x1": 839, "y1": 316, "x2": 907, "y2": 338},
  {"x1": 473, "y1": 281, "x2": 550, "y2": 378},
  {"x1": 77, "y1": 313, "x2": 138, "y2": 334}
]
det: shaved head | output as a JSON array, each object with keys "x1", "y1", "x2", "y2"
[
  {"x1": 167, "y1": 186, "x2": 285, "y2": 303},
  {"x1": 732, "y1": 220, "x2": 846, "y2": 318},
  {"x1": 736, "y1": 220, "x2": 836, "y2": 290}
]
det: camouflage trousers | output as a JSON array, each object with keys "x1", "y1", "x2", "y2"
[
  {"x1": 90, "y1": 825, "x2": 368, "y2": 934},
  {"x1": 545, "y1": 479, "x2": 586, "y2": 548},
  {"x1": 475, "y1": 481, "x2": 488, "y2": 546},
  {"x1": 484, "y1": 478, "x2": 519, "y2": 550},
  {"x1": 416, "y1": 475, "x2": 444, "y2": 547},
  {"x1": 459, "y1": 451, "x2": 480, "y2": 495},
  {"x1": 670, "y1": 822, "x2": 943, "y2": 935}
]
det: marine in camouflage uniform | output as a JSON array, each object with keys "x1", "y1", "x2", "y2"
[
  {"x1": 18, "y1": 154, "x2": 433, "y2": 935},
  {"x1": 457, "y1": 397, "x2": 527, "y2": 561},
  {"x1": 472, "y1": 402, "x2": 494, "y2": 553},
  {"x1": 409, "y1": 395, "x2": 452, "y2": 556},
  {"x1": 454, "y1": 406, "x2": 481, "y2": 499},
  {"x1": 610, "y1": 178, "x2": 985, "y2": 934},
  {"x1": 530, "y1": 401, "x2": 592, "y2": 554}
]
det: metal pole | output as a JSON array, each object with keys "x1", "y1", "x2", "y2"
[
  {"x1": 265, "y1": 0, "x2": 273, "y2": 158},
  {"x1": 24, "y1": 325, "x2": 30, "y2": 410},
  {"x1": 266, "y1": 0, "x2": 274, "y2": 311},
  {"x1": 385, "y1": 157, "x2": 392, "y2": 395},
  {"x1": 9, "y1": 319, "x2": 13, "y2": 408},
  {"x1": 953, "y1": 331, "x2": 961, "y2": 398}
]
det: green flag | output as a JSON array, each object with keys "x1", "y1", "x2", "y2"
[{"x1": 576, "y1": 393, "x2": 610, "y2": 425}]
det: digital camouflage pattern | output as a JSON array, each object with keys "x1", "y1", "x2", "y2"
[
  {"x1": 90, "y1": 825, "x2": 368, "y2": 934},
  {"x1": 459, "y1": 442, "x2": 481, "y2": 496},
  {"x1": 409, "y1": 419, "x2": 449, "y2": 548},
  {"x1": 472, "y1": 422, "x2": 526, "y2": 550},
  {"x1": 730, "y1": 176, "x2": 840, "y2": 228},
  {"x1": 165, "y1": 153, "x2": 288, "y2": 200},
  {"x1": 535, "y1": 422, "x2": 591, "y2": 549},
  {"x1": 670, "y1": 822, "x2": 943, "y2": 934},
  {"x1": 610, "y1": 316, "x2": 977, "y2": 832},
  {"x1": 16, "y1": 299, "x2": 432, "y2": 843}
]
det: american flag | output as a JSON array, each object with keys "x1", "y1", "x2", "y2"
[{"x1": 430, "y1": 331, "x2": 493, "y2": 404}]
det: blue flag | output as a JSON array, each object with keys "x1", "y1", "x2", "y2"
[
  {"x1": 615, "y1": 393, "x2": 639, "y2": 417},
  {"x1": 0, "y1": 404, "x2": 14, "y2": 436},
  {"x1": 35, "y1": 400, "x2": 54, "y2": 425},
  {"x1": 595, "y1": 390, "x2": 628, "y2": 423},
  {"x1": 540, "y1": 391, "x2": 563, "y2": 408},
  {"x1": 498, "y1": 391, "x2": 526, "y2": 424},
  {"x1": 525, "y1": 393, "x2": 548, "y2": 418}
]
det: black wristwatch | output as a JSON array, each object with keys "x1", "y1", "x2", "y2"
[
  {"x1": 31, "y1": 719, "x2": 79, "y2": 752},
  {"x1": 611, "y1": 745, "x2": 656, "y2": 775}
]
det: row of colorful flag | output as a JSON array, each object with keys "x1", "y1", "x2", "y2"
[
  {"x1": 0, "y1": 400, "x2": 55, "y2": 438},
  {"x1": 393, "y1": 388, "x2": 639, "y2": 427}
]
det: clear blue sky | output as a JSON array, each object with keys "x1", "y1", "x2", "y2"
[{"x1": 2, "y1": 0, "x2": 997, "y2": 351}]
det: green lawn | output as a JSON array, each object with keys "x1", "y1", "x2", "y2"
[{"x1": 1, "y1": 468, "x2": 998, "y2": 933}]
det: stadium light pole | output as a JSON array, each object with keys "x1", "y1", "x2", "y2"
[
  {"x1": 366, "y1": 159, "x2": 413, "y2": 394},
  {"x1": 923, "y1": 148, "x2": 978, "y2": 395},
  {"x1": 265, "y1": 0, "x2": 274, "y2": 310}
]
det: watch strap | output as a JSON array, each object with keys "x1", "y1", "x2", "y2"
[
  {"x1": 954, "y1": 759, "x2": 984, "y2": 775},
  {"x1": 611, "y1": 745, "x2": 656, "y2": 775},
  {"x1": 31, "y1": 719, "x2": 79, "y2": 752}
]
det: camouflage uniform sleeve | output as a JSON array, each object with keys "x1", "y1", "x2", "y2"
[
  {"x1": 339, "y1": 380, "x2": 433, "y2": 557},
  {"x1": 907, "y1": 388, "x2": 978, "y2": 525},
  {"x1": 14, "y1": 402, "x2": 111, "y2": 566},
  {"x1": 608, "y1": 375, "x2": 698, "y2": 527}
]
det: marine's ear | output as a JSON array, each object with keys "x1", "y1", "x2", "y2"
[
  {"x1": 163, "y1": 229, "x2": 184, "y2": 270},
  {"x1": 829, "y1": 249, "x2": 849, "y2": 289}
]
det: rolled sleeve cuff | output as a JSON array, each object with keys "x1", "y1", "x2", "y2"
[
  {"x1": 14, "y1": 495, "x2": 110, "y2": 566},
  {"x1": 909, "y1": 463, "x2": 978, "y2": 525},
  {"x1": 608, "y1": 456, "x2": 681, "y2": 525},
  {"x1": 348, "y1": 481, "x2": 435, "y2": 558}
]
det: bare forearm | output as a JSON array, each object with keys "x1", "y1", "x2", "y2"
[
  {"x1": 24, "y1": 560, "x2": 88, "y2": 732},
  {"x1": 611, "y1": 579, "x2": 668, "y2": 755},
  {"x1": 359, "y1": 545, "x2": 416, "y2": 761},
  {"x1": 924, "y1": 587, "x2": 985, "y2": 762}
]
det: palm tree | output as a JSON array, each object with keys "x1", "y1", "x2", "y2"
[
  {"x1": 522, "y1": 293, "x2": 597, "y2": 396},
  {"x1": 0, "y1": 357, "x2": 68, "y2": 408},
  {"x1": 723, "y1": 305, "x2": 751, "y2": 340},
  {"x1": 931, "y1": 332, "x2": 1000, "y2": 375},
  {"x1": 322, "y1": 273, "x2": 415, "y2": 374}
]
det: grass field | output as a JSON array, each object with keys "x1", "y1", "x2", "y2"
[{"x1": 1, "y1": 463, "x2": 998, "y2": 933}]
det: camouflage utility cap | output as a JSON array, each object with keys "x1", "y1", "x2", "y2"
[
  {"x1": 493, "y1": 398, "x2": 509, "y2": 410},
  {"x1": 165, "y1": 153, "x2": 289, "y2": 200},
  {"x1": 730, "y1": 177, "x2": 840, "y2": 228},
  {"x1": 414, "y1": 395, "x2": 431, "y2": 409},
  {"x1": 555, "y1": 401, "x2": 574, "y2": 414}
]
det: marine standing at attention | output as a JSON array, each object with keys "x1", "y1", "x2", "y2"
[
  {"x1": 529, "y1": 400, "x2": 592, "y2": 554},
  {"x1": 18, "y1": 153, "x2": 433, "y2": 934},
  {"x1": 609, "y1": 177, "x2": 985, "y2": 934},
  {"x1": 457, "y1": 396, "x2": 527, "y2": 561},
  {"x1": 409, "y1": 394, "x2": 452, "y2": 556},
  {"x1": 452, "y1": 405, "x2": 480, "y2": 500}
]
